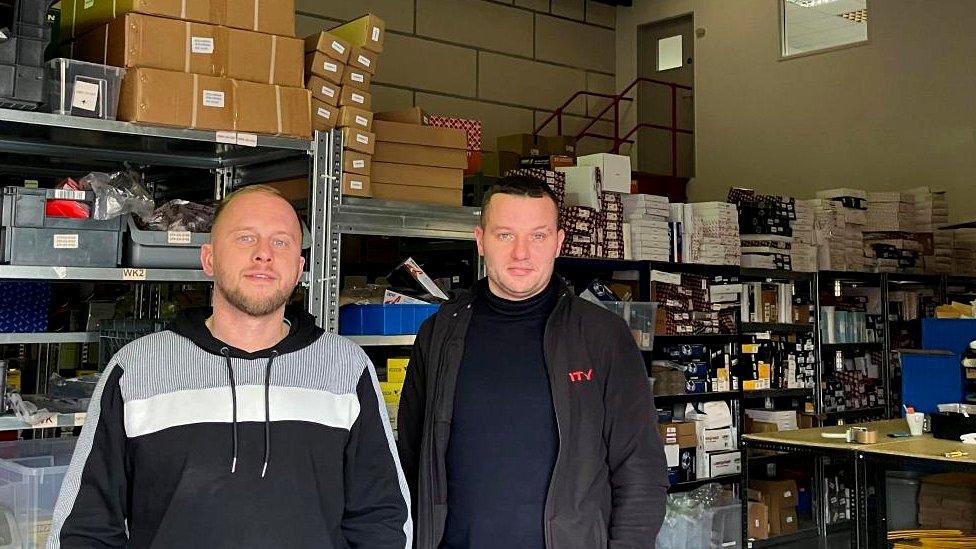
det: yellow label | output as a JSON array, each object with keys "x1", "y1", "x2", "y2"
[
  {"x1": 380, "y1": 382, "x2": 403, "y2": 404},
  {"x1": 6, "y1": 369, "x2": 21, "y2": 391},
  {"x1": 387, "y1": 358, "x2": 409, "y2": 384}
]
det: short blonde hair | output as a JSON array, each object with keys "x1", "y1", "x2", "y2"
[{"x1": 211, "y1": 184, "x2": 289, "y2": 239}]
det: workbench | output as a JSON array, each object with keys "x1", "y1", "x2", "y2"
[{"x1": 743, "y1": 419, "x2": 976, "y2": 549}]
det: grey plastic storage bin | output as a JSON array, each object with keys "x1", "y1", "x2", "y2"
[
  {"x1": 0, "y1": 186, "x2": 122, "y2": 266},
  {"x1": 124, "y1": 215, "x2": 208, "y2": 268},
  {"x1": 0, "y1": 438, "x2": 78, "y2": 548},
  {"x1": 47, "y1": 58, "x2": 126, "y2": 119},
  {"x1": 886, "y1": 472, "x2": 921, "y2": 530}
]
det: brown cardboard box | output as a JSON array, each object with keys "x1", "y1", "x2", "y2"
[
  {"x1": 312, "y1": 99, "x2": 339, "y2": 131},
  {"x1": 60, "y1": 0, "x2": 223, "y2": 42},
  {"x1": 338, "y1": 106, "x2": 373, "y2": 131},
  {"x1": 339, "y1": 86, "x2": 372, "y2": 110},
  {"x1": 744, "y1": 418, "x2": 780, "y2": 434},
  {"x1": 373, "y1": 120, "x2": 467, "y2": 149},
  {"x1": 304, "y1": 31, "x2": 351, "y2": 63},
  {"x1": 342, "y1": 173, "x2": 372, "y2": 197},
  {"x1": 374, "y1": 107, "x2": 429, "y2": 125},
  {"x1": 778, "y1": 507, "x2": 798, "y2": 535},
  {"x1": 265, "y1": 177, "x2": 307, "y2": 202},
  {"x1": 372, "y1": 162, "x2": 463, "y2": 189},
  {"x1": 373, "y1": 143, "x2": 467, "y2": 169},
  {"x1": 328, "y1": 13, "x2": 385, "y2": 53},
  {"x1": 348, "y1": 46, "x2": 379, "y2": 75},
  {"x1": 342, "y1": 127, "x2": 375, "y2": 155},
  {"x1": 77, "y1": 14, "x2": 303, "y2": 86},
  {"x1": 225, "y1": 0, "x2": 296, "y2": 37},
  {"x1": 658, "y1": 421, "x2": 697, "y2": 441},
  {"x1": 305, "y1": 52, "x2": 345, "y2": 85},
  {"x1": 234, "y1": 81, "x2": 311, "y2": 138},
  {"x1": 118, "y1": 68, "x2": 234, "y2": 131},
  {"x1": 751, "y1": 479, "x2": 798, "y2": 509},
  {"x1": 497, "y1": 133, "x2": 543, "y2": 156},
  {"x1": 498, "y1": 151, "x2": 520, "y2": 175},
  {"x1": 747, "y1": 502, "x2": 770, "y2": 540},
  {"x1": 542, "y1": 135, "x2": 577, "y2": 156},
  {"x1": 307, "y1": 76, "x2": 340, "y2": 106},
  {"x1": 343, "y1": 150, "x2": 372, "y2": 175},
  {"x1": 480, "y1": 151, "x2": 499, "y2": 176},
  {"x1": 371, "y1": 183, "x2": 461, "y2": 206},
  {"x1": 341, "y1": 68, "x2": 372, "y2": 90}
]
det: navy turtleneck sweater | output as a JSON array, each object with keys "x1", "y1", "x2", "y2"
[{"x1": 440, "y1": 277, "x2": 560, "y2": 549}]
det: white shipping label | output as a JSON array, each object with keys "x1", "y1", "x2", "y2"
[
  {"x1": 54, "y1": 189, "x2": 86, "y2": 200},
  {"x1": 322, "y1": 86, "x2": 336, "y2": 98},
  {"x1": 350, "y1": 180, "x2": 364, "y2": 190},
  {"x1": 351, "y1": 93, "x2": 365, "y2": 104},
  {"x1": 355, "y1": 115, "x2": 368, "y2": 126},
  {"x1": 352, "y1": 159, "x2": 366, "y2": 169},
  {"x1": 371, "y1": 26, "x2": 380, "y2": 41},
  {"x1": 71, "y1": 80, "x2": 100, "y2": 112},
  {"x1": 357, "y1": 54, "x2": 371, "y2": 67},
  {"x1": 316, "y1": 107, "x2": 332, "y2": 119},
  {"x1": 53, "y1": 234, "x2": 79, "y2": 249},
  {"x1": 191, "y1": 37, "x2": 214, "y2": 54},
  {"x1": 202, "y1": 90, "x2": 225, "y2": 108},
  {"x1": 351, "y1": 72, "x2": 364, "y2": 83},
  {"x1": 324, "y1": 62, "x2": 338, "y2": 73},
  {"x1": 84, "y1": 0, "x2": 94, "y2": 8},
  {"x1": 331, "y1": 41, "x2": 345, "y2": 54},
  {"x1": 167, "y1": 231, "x2": 192, "y2": 244},
  {"x1": 356, "y1": 133, "x2": 369, "y2": 144}
]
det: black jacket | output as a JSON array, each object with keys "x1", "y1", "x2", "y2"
[
  {"x1": 397, "y1": 280, "x2": 668, "y2": 549},
  {"x1": 49, "y1": 308, "x2": 411, "y2": 548}
]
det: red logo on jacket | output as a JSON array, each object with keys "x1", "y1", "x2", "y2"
[{"x1": 568, "y1": 369, "x2": 594, "y2": 382}]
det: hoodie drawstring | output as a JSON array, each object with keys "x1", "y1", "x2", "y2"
[
  {"x1": 220, "y1": 347, "x2": 239, "y2": 474},
  {"x1": 262, "y1": 350, "x2": 278, "y2": 478}
]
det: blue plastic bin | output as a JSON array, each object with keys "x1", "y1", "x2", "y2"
[{"x1": 339, "y1": 304, "x2": 440, "y2": 335}]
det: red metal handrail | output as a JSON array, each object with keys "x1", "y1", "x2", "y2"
[{"x1": 534, "y1": 77, "x2": 693, "y2": 177}]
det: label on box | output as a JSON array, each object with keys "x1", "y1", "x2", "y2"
[
  {"x1": 317, "y1": 107, "x2": 332, "y2": 119},
  {"x1": 356, "y1": 133, "x2": 369, "y2": 144},
  {"x1": 203, "y1": 90, "x2": 225, "y2": 108},
  {"x1": 357, "y1": 54, "x2": 371, "y2": 67},
  {"x1": 322, "y1": 86, "x2": 336, "y2": 98},
  {"x1": 355, "y1": 115, "x2": 368, "y2": 126},
  {"x1": 167, "y1": 231, "x2": 192, "y2": 244},
  {"x1": 191, "y1": 37, "x2": 214, "y2": 54},
  {"x1": 324, "y1": 62, "x2": 338, "y2": 73},
  {"x1": 71, "y1": 80, "x2": 100, "y2": 112},
  {"x1": 352, "y1": 159, "x2": 366, "y2": 169},
  {"x1": 54, "y1": 189, "x2": 86, "y2": 200},
  {"x1": 372, "y1": 27, "x2": 381, "y2": 41},
  {"x1": 350, "y1": 179, "x2": 364, "y2": 190},
  {"x1": 651, "y1": 270, "x2": 682, "y2": 285},
  {"x1": 122, "y1": 268, "x2": 147, "y2": 281},
  {"x1": 351, "y1": 93, "x2": 365, "y2": 104},
  {"x1": 84, "y1": 0, "x2": 94, "y2": 8},
  {"x1": 351, "y1": 72, "x2": 365, "y2": 83},
  {"x1": 331, "y1": 41, "x2": 345, "y2": 54},
  {"x1": 53, "y1": 234, "x2": 79, "y2": 249}
]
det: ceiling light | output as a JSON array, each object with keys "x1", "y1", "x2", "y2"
[{"x1": 786, "y1": 0, "x2": 842, "y2": 7}]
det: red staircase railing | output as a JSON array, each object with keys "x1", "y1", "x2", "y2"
[{"x1": 534, "y1": 77, "x2": 693, "y2": 178}]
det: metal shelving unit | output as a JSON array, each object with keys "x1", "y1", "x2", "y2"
[
  {"x1": 668, "y1": 473, "x2": 741, "y2": 493},
  {"x1": 0, "y1": 332, "x2": 98, "y2": 344},
  {"x1": 345, "y1": 335, "x2": 417, "y2": 347}
]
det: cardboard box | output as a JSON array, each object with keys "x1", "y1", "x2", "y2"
[
  {"x1": 338, "y1": 105, "x2": 373, "y2": 131},
  {"x1": 373, "y1": 142, "x2": 468, "y2": 169},
  {"x1": 748, "y1": 502, "x2": 770, "y2": 540},
  {"x1": 264, "y1": 177, "x2": 307, "y2": 202},
  {"x1": 303, "y1": 31, "x2": 351, "y2": 63},
  {"x1": 342, "y1": 173, "x2": 372, "y2": 198},
  {"x1": 702, "y1": 426, "x2": 734, "y2": 452},
  {"x1": 374, "y1": 120, "x2": 467, "y2": 149},
  {"x1": 498, "y1": 151, "x2": 520, "y2": 176},
  {"x1": 542, "y1": 135, "x2": 577, "y2": 156},
  {"x1": 118, "y1": 68, "x2": 234, "y2": 131},
  {"x1": 375, "y1": 107, "x2": 429, "y2": 125},
  {"x1": 658, "y1": 421, "x2": 697, "y2": 447},
  {"x1": 387, "y1": 357, "x2": 409, "y2": 384},
  {"x1": 372, "y1": 162, "x2": 463, "y2": 189},
  {"x1": 339, "y1": 86, "x2": 372, "y2": 110},
  {"x1": 751, "y1": 479, "x2": 798, "y2": 508},
  {"x1": 556, "y1": 166, "x2": 601, "y2": 209},
  {"x1": 329, "y1": 13, "x2": 385, "y2": 53},
  {"x1": 577, "y1": 153, "x2": 633, "y2": 194},
  {"x1": 371, "y1": 183, "x2": 461, "y2": 206},
  {"x1": 233, "y1": 82, "x2": 311, "y2": 138},
  {"x1": 342, "y1": 127, "x2": 375, "y2": 155},
  {"x1": 497, "y1": 133, "x2": 543, "y2": 156},
  {"x1": 60, "y1": 0, "x2": 223, "y2": 41},
  {"x1": 312, "y1": 99, "x2": 339, "y2": 131},
  {"x1": 224, "y1": 0, "x2": 296, "y2": 37},
  {"x1": 342, "y1": 67, "x2": 372, "y2": 90},
  {"x1": 349, "y1": 46, "x2": 379, "y2": 75},
  {"x1": 343, "y1": 150, "x2": 372, "y2": 175},
  {"x1": 77, "y1": 14, "x2": 303, "y2": 87},
  {"x1": 706, "y1": 450, "x2": 741, "y2": 477},
  {"x1": 305, "y1": 51, "x2": 345, "y2": 85},
  {"x1": 307, "y1": 76, "x2": 341, "y2": 106},
  {"x1": 778, "y1": 507, "x2": 799, "y2": 535}
]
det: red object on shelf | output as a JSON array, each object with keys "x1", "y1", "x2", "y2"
[{"x1": 46, "y1": 199, "x2": 91, "y2": 219}]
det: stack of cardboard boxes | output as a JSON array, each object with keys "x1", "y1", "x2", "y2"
[
  {"x1": 63, "y1": 0, "x2": 311, "y2": 137},
  {"x1": 381, "y1": 357, "x2": 408, "y2": 433},
  {"x1": 304, "y1": 14, "x2": 385, "y2": 196},
  {"x1": 657, "y1": 420, "x2": 697, "y2": 485},
  {"x1": 917, "y1": 473, "x2": 976, "y2": 531},
  {"x1": 750, "y1": 479, "x2": 799, "y2": 538}
]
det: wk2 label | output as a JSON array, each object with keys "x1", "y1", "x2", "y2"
[
  {"x1": 53, "y1": 234, "x2": 78, "y2": 249},
  {"x1": 122, "y1": 268, "x2": 147, "y2": 281}
]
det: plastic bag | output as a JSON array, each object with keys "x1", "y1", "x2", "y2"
[
  {"x1": 143, "y1": 199, "x2": 215, "y2": 232},
  {"x1": 5, "y1": 392, "x2": 57, "y2": 426},
  {"x1": 82, "y1": 170, "x2": 154, "y2": 221}
]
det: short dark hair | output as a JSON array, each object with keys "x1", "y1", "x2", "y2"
[{"x1": 481, "y1": 175, "x2": 560, "y2": 227}]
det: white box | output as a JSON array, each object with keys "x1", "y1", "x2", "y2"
[
  {"x1": 706, "y1": 450, "x2": 742, "y2": 477},
  {"x1": 702, "y1": 427, "x2": 734, "y2": 452},
  {"x1": 555, "y1": 166, "x2": 602, "y2": 209},
  {"x1": 576, "y1": 153, "x2": 632, "y2": 194}
]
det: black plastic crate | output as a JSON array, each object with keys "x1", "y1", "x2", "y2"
[
  {"x1": 0, "y1": 63, "x2": 45, "y2": 105},
  {"x1": 13, "y1": 0, "x2": 53, "y2": 27},
  {"x1": 0, "y1": 0, "x2": 54, "y2": 107}
]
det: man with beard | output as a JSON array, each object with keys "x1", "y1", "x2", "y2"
[{"x1": 48, "y1": 185, "x2": 411, "y2": 549}]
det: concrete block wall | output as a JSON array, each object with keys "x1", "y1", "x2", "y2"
[{"x1": 296, "y1": 0, "x2": 617, "y2": 154}]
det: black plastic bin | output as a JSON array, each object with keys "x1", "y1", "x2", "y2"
[{"x1": 0, "y1": 0, "x2": 56, "y2": 107}]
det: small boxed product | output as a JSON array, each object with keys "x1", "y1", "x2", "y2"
[
  {"x1": 307, "y1": 76, "x2": 340, "y2": 106},
  {"x1": 577, "y1": 153, "x2": 632, "y2": 194},
  {"x1": 338, "y1": 105, "x2": 373, "y2": 131},
  {"x1": 555, "y1": 166, "x2": 601, "y2": 210},
  {"x1": 339, "y1": 86, "x2": 371, "y2": 109},
  {"x1": 341, "y1": 67, "x2": 372, "y2": 90},
  {"x1": 497, "y1": 133, "x2": 543, "y2": 156},
  {"x1": 374, "y1": 120, "x2": 467, "y2": 149},
  {"x1": 342, "y1": 173, "x2": 372, "y2": 198},
  {"x1": 329, "y1": 13, "x2": 385, "y2": 52},
  {"x1": 348, "y1": 46, "x2": 379, "y2": 74},
  {"x1": 305, "y1": 51, "x2": 345, "y2": 85},
  {"x1": 375, "y1": 107, "x2": 429, "y2": 125},
  {"x1": 373, "y1": 143, "x2": 467, "y2": 169},
  {"x1": 304, "y1": 31, "x2": 351, "y2": 64},
  {"x1": 312, "y1": 99, "x2": 339, "y2": 131},
  {"x1": 117, "y1": 68, "x2": 234, "y2": 131},
  {"x1": 343, "y1": 150, "x2": 372, "y2": 175},
  {"x1": 233, "y1": 82, "x2": 311, "y2": 138},
  {"x1": 342, "y1": 127, "x2": 375, "y2": 155},
  {"x1": 224, "y1": 0, "x2": 296, "y2": 36},
  {"x1": 372, "y1": 163, "x2": 463, "y2": 190},
  {"x1": 47, "y1": 58, "x2": 126, "y2": 119}
]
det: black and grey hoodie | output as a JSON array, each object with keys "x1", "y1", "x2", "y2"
[{"x1": 49, "y1": 308, "x2": 411, "y2": 549}]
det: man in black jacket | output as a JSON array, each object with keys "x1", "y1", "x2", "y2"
[{"x1": 397, "y1": 175, "x2": 668, "y2": 549}]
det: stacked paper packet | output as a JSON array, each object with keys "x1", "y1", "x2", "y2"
[
  {"x1": 621, "y1": 194, "x2": 670, "y2": 261},
  {"x1": 907, "y1": 188, "x2": 951, "y2": 273},
  {"x1": 804, "y1": 199, "x2": 847, "y2": 270},
  {"x1": 601, "y1": 192, "x2": 625, "y2": 259},
  {"x1": 792, "y1": 200, "x2": 818, "y2": 271},
  {"x1": 680, "y1": 202, "x2": 741, "y2": 265},
  {"x1": 866, "y1": 192, "x2": 913, "y2": 232},
  {"x1": 816, "y1": 188, "x2": 868, "y2": 271},
  {"x1": 728, "y1": 188, "x2": 796, "y2": 271},
  {"x1": 953, "y1": 230, "x2": 976, "y2": 276}
]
